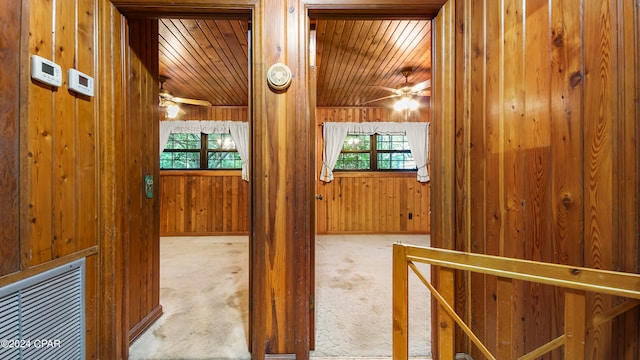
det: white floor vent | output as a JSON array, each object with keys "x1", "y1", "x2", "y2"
[{"x1": 0, "y1": 259, "x2": 85, "y2": 360}]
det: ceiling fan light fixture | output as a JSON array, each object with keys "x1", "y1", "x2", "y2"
[
  {"x1": 165, "y1": 102, "x2": 181, "y2": 118},
  {"x1": 394, "y1": 97, "x2": 419, "y2": 111}
]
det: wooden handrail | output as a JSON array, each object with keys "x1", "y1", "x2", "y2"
[
  {"x1": 392, "y1": 243, "x2": 640, "y2": 360},
  {"x1": 404, "y1": 245, "x2": 640, "y2": 298}
]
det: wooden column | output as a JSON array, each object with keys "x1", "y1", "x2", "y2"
[
  {"x1": 431, "y1": 0, "x2": 457, "y2": 358},
  {"x1": 250, "y1": 0, "x2": 312, "y2": 358},
  {"x1": 564, "y1": 289, "x2": 586, "y2": 359},
  {"x1": 392, "y1": 244, "x2": 409, "y2": 359},
  {"x1": 0, "y1": 0, "x2": 21, "y2": 276}
]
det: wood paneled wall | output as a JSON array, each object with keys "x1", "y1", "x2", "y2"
[
  {"x1": 159, "y1": 106, "x2": 249, "y2": 235},
  {"x1": 2, "y1": 2, "x2": 162, "y2": 358},
  {"x1": 163, "y1": 104, "x2": 249, "y2": 121},
  {"x1": 97, "y1": 2, "x2": 128, "y2": 357},
  {"x1": 0, "y1": 0, "x2": 104, "y2": 358},
  {"x1": 431, "y1": 0, "x2": 640, "y2": 358},
  {"x1": 161, "y1": 106, "x2": 429, "y2": 235},
  {"x1": 126, "y1": 18, "x2": 162, "y2": 342},
  {"x1": 317, "y1": 174, "x2": 430, "y2": 233},
  {"x1": 0, "y1": 0, "x2": 21, "y2": 276},
  {"x1": 160, "y1": 171, "x2": 249, "y2": 235},
  {"x1": 315, "y1": 107, "x2": 430, "y2": 234}
]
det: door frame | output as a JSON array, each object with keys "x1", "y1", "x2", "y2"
[
  {"x1": 107, "y1": 1, "x2": 452, "y2": 359},
  {"x1": 302, "y1": 0, "x2": 448, "y2": 357}
]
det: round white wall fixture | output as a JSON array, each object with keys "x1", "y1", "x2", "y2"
[{"x1": 267, "y1": 63, "x2": 292, "y2": 91}]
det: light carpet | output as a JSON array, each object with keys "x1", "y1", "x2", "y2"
[{"x1": 129, "y1": 235, "x2": 431, "y2": 359}]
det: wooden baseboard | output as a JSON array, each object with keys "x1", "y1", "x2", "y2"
[{"x1": 129, "y1": 304, "x2": 163, "y2": 344}]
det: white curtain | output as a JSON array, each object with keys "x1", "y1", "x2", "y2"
[
  {"x1": 320, "y1": 121, "x2": 429, "y2": 182},
  {"x1": 160, "y1": 120, "x2": 250, "y2": 182},
  {"x1": 228, "y1": 122, "x2": 249, "y2": 181},
  {"x1": 404, "y1": 122, "x2": 429, "y2": 182},
  {"x1": 159, "y1": 121, "x2": 179, "y2": 153},
  {"x1": 319, "y1": 123, "x2": 350, "y2": 182}
]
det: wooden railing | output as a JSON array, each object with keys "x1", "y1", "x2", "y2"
[{"x1": 392, "y1": 243, "x2": 640, "y2": 360}]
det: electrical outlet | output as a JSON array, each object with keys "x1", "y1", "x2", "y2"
[{"x1": 408, "y1": 212, "x2": 413, "y2": 220}]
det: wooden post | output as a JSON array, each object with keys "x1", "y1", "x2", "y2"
[
  {"x1": 496, "y1": 277, "x2": 514, "y2": 359},
  {"x1": 564, "y1": 289, "x2": 586, "y2": 359},
  {"x1": 393, "y1": 244, "x2": 409, "y2": 360},
  {"x1": 438, "y1": 267, "x2": 456, "y2": 359}
]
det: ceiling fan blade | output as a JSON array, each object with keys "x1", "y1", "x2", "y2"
[
  {"x1": 358, "y1": 94, "x2": 400, "y2": 106},
  {"x1": 411, "y1": 79, "x2": 431, "y2": 92},
  {"x1": 366, "y1": 85, "x2": 402, "y2": 94},
  {"x1": 171, "y1": 97, "x2": 212, "y2": 107}
]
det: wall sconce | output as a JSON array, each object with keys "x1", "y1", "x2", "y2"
[{"x1": 393, "y1": 96, "x2": 419, "y2": 111}]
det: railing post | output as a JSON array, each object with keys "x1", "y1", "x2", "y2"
[
  {"x1": 393, "y1": 244, "x2": 408, "y2": 359},
  {"x1": 496, "y1": 277, "x2": 514, "y2": 359},
  {"x1": 437, "y1": 267, "x2": 455, "y2": 360},
  {"x1": 564, "y1": 289, "x2": 586, "y2": 359}
]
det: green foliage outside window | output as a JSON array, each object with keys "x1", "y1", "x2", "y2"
[
  {"x1": 334, "y1": 134, "x2": 416, "y2": 171},
  {"x1": 161, "y1": 133, "x2": 242, "y2": 170}
]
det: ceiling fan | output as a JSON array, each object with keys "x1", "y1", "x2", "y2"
[
  {"x1": 359, "y1": 67, "x2": 431, "y2": 108},
  {"x1": 159, "y1": 75, "x2": 212, "y2": 108}
]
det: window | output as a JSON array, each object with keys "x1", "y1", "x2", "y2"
[
  {"x1": 160, "y1": 133, "x2": 242, "y2": 170},
  {"x1": 334, "y1": 134, "x2": 416, "y2": 171}
]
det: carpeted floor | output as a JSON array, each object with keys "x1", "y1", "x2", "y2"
[{"x1": 129, "y1": 235, "x2": 431, "y2": 359}]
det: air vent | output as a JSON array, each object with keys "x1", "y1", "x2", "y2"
[{"x1": 0, "y1": 259, "x2": 85, "y2": 359}]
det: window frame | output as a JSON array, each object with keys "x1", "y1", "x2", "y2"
[
  {"x1": 161, "y1": 132, "x2": 242, "y2": 170},
  {"x1": 334, "y1": 134, "x2": 417, "y2": 172}
]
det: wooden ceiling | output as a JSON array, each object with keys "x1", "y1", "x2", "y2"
[{"x1": 158, "y1": 18, "x2": 431, "y2": 108}]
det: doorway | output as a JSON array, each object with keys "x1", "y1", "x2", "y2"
[
  {"x1": 310, "y1": 13, "x2": 433, "y2": 357},
  {"x1": 124, "y1": 12, "x2": 254, "y2": 359}
]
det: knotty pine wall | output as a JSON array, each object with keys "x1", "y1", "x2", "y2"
[
  {"x1": 315, "y1": 107, "x2": 430, "y2": 234},
  {"x1": 127, "y1": 19, "x2": 162, "y2": 342},
  {"x1": 159, "y1": 106, "x2": 249, "y2": 235},
  {"x1": 431, "y1": 0, "x2": 639, "y2": 359},
  {"x1": 0, "y1": 0, "x2": 102, "y2": 357},
  {"x1": 160, "y1": 106, "x2": 429, "y2": 235},
  {"x1": 1, "y1": 2, "x2": 162, "y2": 358},
  {"x1": 160, "y1": 171, "x2": 250, "y2": 235}
]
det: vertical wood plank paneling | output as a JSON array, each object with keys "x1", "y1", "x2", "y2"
[
  {"x1": 617, "y1": 0, "x2": 640, "y2": 357},
  {"x1": 75, "y1": 0, "x2": 97, "y2": 355},
  {"x1": 584, "y1": 0, "x2": 615, "y2": 358},
  {"x1": 314, "y1": 107, "x2": 430, "y2": 234},
  {"x1": 127, "y1": 19, "x2": 143, "y2": 334},
  {"x1": 150, "y1": 16, "x2": 162, "y2": 339},
  {"x1": 453, "y1": 0, "x2": 468, "y2": 351},
  {"x1": 445, "y1": 0, "x2": 639, "y2": 357},
  {"x1": 549, "y1": 0, "x2": 584, "y2": 353},
  {"x1": 501, "y1": 0, "x2": 526, "y2": 357},
  {"x1": 76, "y1": 0, "x2": 97, "y2": 252},
  {"x1": 170, "y1": 105, "x2": 249, "y2": 121},
  {"x1": 0, "y1": 0, "x2": 22, "y2": 276},
  {"x1": 467, "y1": 0, "x2": 488, "y2": 356},
  {"x1": 126, "y1": 18, "x2": 161, "y2": 342},
  {"x1": 52, "y1": 0, "x2": 78, "y2": 259},
  {"x1": 431, "y1": 1, "x2": 457, "y2": 357},
  {"x1": 26, "y1": 0, "x2": 55, "y2": 266},
  {"x1": 159, "y1": 172, "x2": 249, "y2": 235},
  {"x1": 523, "y1": 0, "x2": 553, "y2": 354},
  {"x1": 97, "y1": 2, "x2": 127, "y2": 357}
]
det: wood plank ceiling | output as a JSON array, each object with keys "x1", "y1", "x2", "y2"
[{"x1": 158, "y1": 18, "x2": 431, "y2": 108}]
